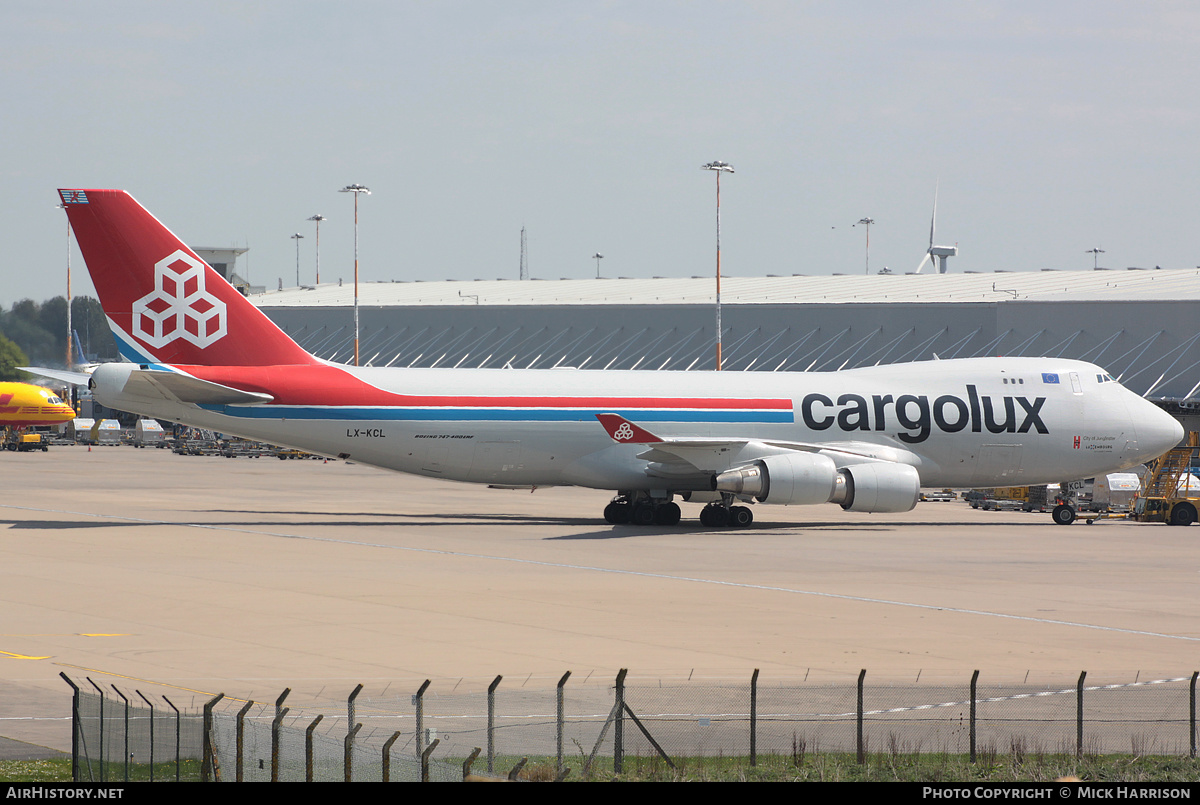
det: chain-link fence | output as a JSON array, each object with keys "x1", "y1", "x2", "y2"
[
  {"x1": 62, "y1": 674, "x2": 204, "y2": 782},
  {"x1": 63, "y1": 669, "x2": 1199, "y2": 781}
]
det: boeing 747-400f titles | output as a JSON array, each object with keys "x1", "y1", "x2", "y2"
[{"x1": 58, "y1": 188, "x2": 1184, "y2": 527}]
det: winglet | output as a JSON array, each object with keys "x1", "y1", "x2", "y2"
[{"x1": 596, "y1": 413, "x2": 663, "y2": 443}]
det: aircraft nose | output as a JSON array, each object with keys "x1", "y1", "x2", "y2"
[{"x1": 1135, "y1": 400, "x2": 1184, "y2": 460}]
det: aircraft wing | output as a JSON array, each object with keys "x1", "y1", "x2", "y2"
[
  {"x1": 18, "y1": 367, "x2": 93, "y2": 386},
  {"x1": 119, "y1": 369, "x2": 274, "y2": 406},
  {"x1": 595, "y1": 413, "x2": 918, "y2": 476}
]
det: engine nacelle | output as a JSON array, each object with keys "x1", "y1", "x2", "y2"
[
  {"x1": 831, "y1": 462, "x2": 920, "y2": 513},
  {"x1": 713, "y1": 454, "x2": 920, "y2": 512},
  {"x1": 713, "y1": 452, "x2": 839, "y2": 505}
]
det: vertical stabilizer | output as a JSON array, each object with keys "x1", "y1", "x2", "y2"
[{"x1": 58, "y1": 189, "x2": 317, "y2": 367}]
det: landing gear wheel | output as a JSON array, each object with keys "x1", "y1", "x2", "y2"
[
  {"x1": 1170, "y1": 502, "x2": 1196, "y2": 527},
  {"x1": 700, "y1": 505, "x2": 729, "y2": 528},
  {"x1": 631, "y1": 504, "x2": 656, "y2": 526},
  {"x1": 730, "y1": 506, "x2": 754, "y2": 527},
  {"x1": 603, "y1": 501, "x2": 631, "y2": 525},
  {"x1": 1052, "y1": 504, "x2": 1076, "y2": 526},
  {"x1": 654, "y1": 502, "x2": 682, "y2": 526}
]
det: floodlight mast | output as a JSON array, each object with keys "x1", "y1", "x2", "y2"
[
  {"x1": 857, "y1": 217, "x2": 875, "y2": 275},
  {"x1": 340, "y1": 184, "x2": 370, "y2": 366},
  {"x1": 307, "y1": 214, "x2": 327, "y2": 285},
  {"x1": 1086, "y1": 247, "x2": 1105, "y2": 270},
  {"x1": 593, "y1": 252, "x2": 604, "y2": 279},
  {"x1": 290, "y1": 233, "x2": 304, "y2": 287},
  {"x1": 702, "y1": 161, "x2": 734, "y2": 370}
]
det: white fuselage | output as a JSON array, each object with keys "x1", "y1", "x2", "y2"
[{"x1": 92, "y1": 356, "x2": 1181, "y2": 493}]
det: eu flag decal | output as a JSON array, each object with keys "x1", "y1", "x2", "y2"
[{"x1": 1042, "y1": 373, "x2": 1060, "y2": 384}]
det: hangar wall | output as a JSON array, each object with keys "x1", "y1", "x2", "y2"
[{"x1": 259, "y1": 297, "x2": 1200, "y2": 404}]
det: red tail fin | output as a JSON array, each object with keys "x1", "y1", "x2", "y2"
[{"x1": 59, "y1": 189, "x2": 317, "y2": 367}]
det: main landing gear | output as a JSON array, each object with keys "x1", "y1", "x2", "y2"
[
  {"x1": 603, "y1": 493, "x2": 681, "y2": 526},
  {"x1": 603, "y1": 492, "x2": 753, "y2": 528},
  {"x1": 698, "y1": 502, "x2": 754, "y2": 528}
]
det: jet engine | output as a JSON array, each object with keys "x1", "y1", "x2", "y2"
[
  {"x1": 712, "y1": 452, "x2": 839, "y2": 505},
  {"x1": 712, "y1": 454, "x2": 919, "y2": 513},
  {"x1": 831, "y1": 462, "x2": 920, "y2": 513}
]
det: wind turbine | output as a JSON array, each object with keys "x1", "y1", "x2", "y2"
[{"x1": 914, "y1": 183, "x2": 958, "y2": 274}]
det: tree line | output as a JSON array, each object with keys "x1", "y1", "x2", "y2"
[{"x1": 0, "y1": 296, "x2": 116, "y2": 381}]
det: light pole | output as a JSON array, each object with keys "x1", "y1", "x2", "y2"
[
  {"x1": 307, "y1": 214, "x2": 326, "y2": 285},
  {"x1": 290, "y1": 233, "x2": 304, "y2": 287},
  {"x1": 340, "y1": 184, "x2": 370, "y2": 366},
  {"x1": 1086, "y1": 247, "x2": 1105, "y2": 269},
  {"x1": 702, "y1": 160, "x2": 734, "y2": 370},
  {"x1": 592, "y1": 252, "x2": 604, "y2": 279},
  {"x1": 56, "y1": 203, "x2": 73, "y2": 367},
  {"x1": 857, "y1": 217, "x2": 875, "y2": 275}
]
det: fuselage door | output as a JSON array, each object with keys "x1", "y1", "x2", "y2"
[{"x1": 1070, "y1": 372, "x2": 1083, "y2": 394}]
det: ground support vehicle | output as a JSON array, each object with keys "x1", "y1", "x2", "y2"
[
  {"x1": 920, "y1": 489, "x2": 957, "y2": 502},
  {"x1": 221, "y1": 439, "x2": 269, "y2": 458},
  {"x1": 1127, "y1": 432, "x2": 1200, "y2": 526},
  {"x1": 3, "y1": 430, "x2": 47, "y2": 452}
]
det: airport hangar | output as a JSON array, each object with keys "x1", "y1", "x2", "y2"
[{"x1": 246, "y1": 267, "x2": 1200, "y2": 430}]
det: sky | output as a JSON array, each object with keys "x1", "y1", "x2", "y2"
[{"x1": 3, "y1": 1, "x2": 1199, "y2": 306}]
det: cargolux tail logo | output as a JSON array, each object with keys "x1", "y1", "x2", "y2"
[{"x1": 132, "y1": 251, "x2": 227, "y2": 348}]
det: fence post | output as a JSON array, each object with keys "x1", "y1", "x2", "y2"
[
  {"x1": 750, "y1": 668, "x2": 759, "y2": 767},
  {"x1": 347, "y1": 683, "x2": 363, "y2": 769},
  {"x1": 970, "y1": 670, "x2": 979, "y2": 763},
  {"x1": 86, "y1": 678, "x2": 106, "y2": 783},
  {"x1": 274, "y1": 688, "x2": 290, "y2": 724},
  {"x1": 383, "y1": 731, "x2": 402, "y2": 782},
  {"x1": 271, "y1": 706, "x2": 289, "y2": 781},
  {"x1": 270, "y1": 687, "x2": 290, "y2": 782},
  {"x1": 614, "y1": 669, "x2": 628, "y2": 775},
  {"x1": 414, "y1": 679, "x2": 431, "y2": 757},
  {"x1": 344, "y1": 722, "x2": 362, "y2": 782},
  {"x1": 112, "y1": 686, "x2": 130, "y2": 782},
  {"x1": 421, "y1": 737, "x2": 440, "y2": 782},
  {"x1": 1076, "y1": 671, "x2": 1087, "y2": 759},
  {"x1": 856, "y1": 669, "x2": 866, "y2": 764},
  {"x1": 305, "y1": 714, "x2": 323, "y2": 782},
  {"x1": 235, "y1": 700, "x2": 253, "y2": 782},
  {"x1": 556, "y1": 671, "x2": 571, "y2": 776},
  {"x1": 136, "y1": 692, "x2": 156, "y2": 783},
  {"x1": 1190, "y1": 671, "x2": 1197, "y2": 759},
  {"x1": 201, "y1": 693, "x2": 225, "y2": 782},
  {"x1": 487, "y1": 675, "x2": 503, "y2": 773},
  {"x1": 163, "y1": 696, "x2": 180, "y2": 783},
  {"x1": 58, "y1": 676, "x2": 79, "y2": 782}
]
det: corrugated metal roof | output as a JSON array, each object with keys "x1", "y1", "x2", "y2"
[{"x1": 251, "y1": 268, "x2": 1200, "y2": 308}]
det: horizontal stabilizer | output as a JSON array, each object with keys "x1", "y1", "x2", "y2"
[
  {"x1": 18, "y1": 367, "x2": 93, "y2": 386},
  {"x1": 122, "y1": 369, "x2": 274, "y2": 406}
]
